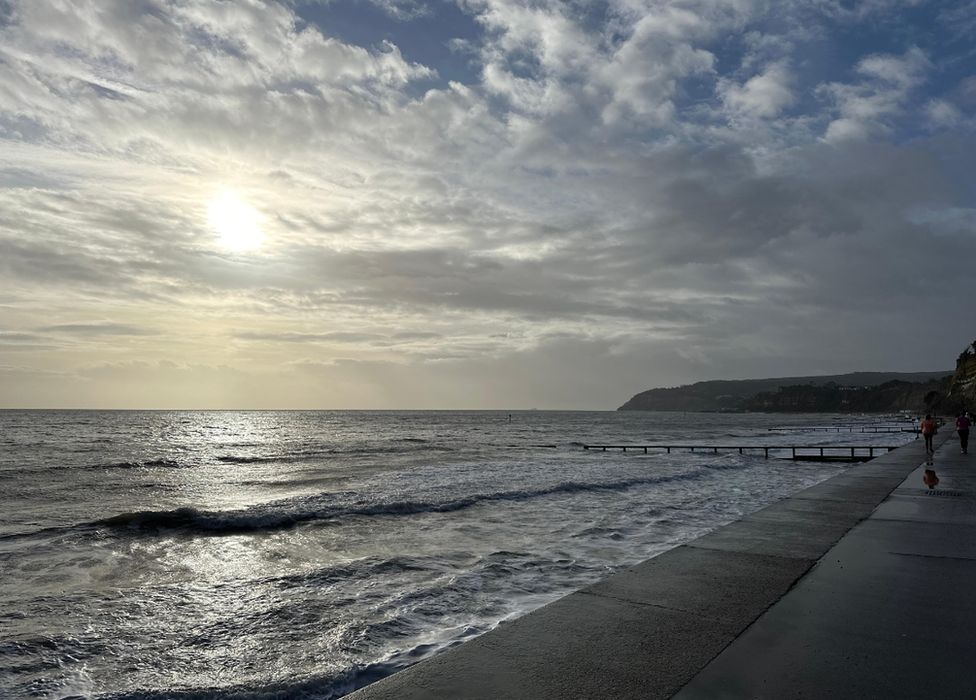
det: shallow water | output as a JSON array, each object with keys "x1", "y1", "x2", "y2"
[{"x1": 0, "y1": 410, "x2": 916, "y2": 698}]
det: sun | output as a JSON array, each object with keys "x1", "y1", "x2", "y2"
[{"x1": 208, "y1": 190, "x2": 264, "y2": 252}]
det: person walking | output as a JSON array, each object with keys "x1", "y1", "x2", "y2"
[
  {"x1": 921, "y1": 414, "x2": 938, "y2": 454},
  {"x1": 956, "y1": 412, "x2": 971, "y2": 455}
]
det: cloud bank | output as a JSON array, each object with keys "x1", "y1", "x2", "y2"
[{"x1": 0, "y1": 0, "x2": 974, "y2": 408}]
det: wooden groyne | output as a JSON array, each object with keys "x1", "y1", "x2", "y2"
[
  {"x1": 767, "y1": 426, "x2": 917, "y2": 434},
  {"x1": 581, "y1": 444, "x2": 900, "y2": 462}
]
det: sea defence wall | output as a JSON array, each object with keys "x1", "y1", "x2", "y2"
[{"x1": 346, "y1": 434, "x2": 937, "y2": 700}]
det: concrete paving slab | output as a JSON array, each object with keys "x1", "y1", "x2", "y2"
[
  {"x1": 846, "y1": 455, "x2": 926, "y2": 474},
  {"x1": 582, "y1": 545, "x2": 811, "y2": 627},
  {"x1": 687, "y1": 513, "x2": 857, "y2": 560},
  {"x1": 827, "y1": 517, "x2": 976, "y2": 560},
  {"x1": 872, "y1": 490, "x2": 976, "y2": 525},
  {"x1": 746, "y1": 494, "x2": 877, "y2": 524},
  {"x1": 790, "y1": 473, "x2": 915, "y2": 504}
]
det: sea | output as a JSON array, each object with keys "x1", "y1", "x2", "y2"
[{"x1": 0, "y1": 410, "x2": 918, "y2": 699}]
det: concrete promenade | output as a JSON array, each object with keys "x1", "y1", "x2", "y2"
[
  {"x1": 348, "y1": 431, "x2": 972, "y2": 699},
  {"x1": 675, "y1": 430, "x2": 976, "y2": 699}
]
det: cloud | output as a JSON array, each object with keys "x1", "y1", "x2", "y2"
[
  {"x1": 812, "y1": 0, "x2": 929, "y2": 22},
  {"x1": 938, "y1": 2, "x2": 976, "y2": 40},
  {"x1": 0, "y1": 0, "x2": 434, "y2": 169},
  {"x1": 234, "y1": 330, "x2": 385, "y2": 343},
  {"x1": 37, "y1": 321, "x2": 158, "y2": 336},
  {"x1": 0, "y1": 0, "x2": 974, "y2": 407},
  {"x1": 820, "y1": 47, "x2": 930, "y2": 142},
  {"x1": 719, "y1": 61, "x2": 794, "y2": 119},
  {"x1": 364, "y1": 0, "x2": 433, "y2": 21},
  {"x1": 0, "y1": 331, "x2": 50, "y2": 348},
  {"x1": 465, "y1": 0, "x2": 728, "y2": 130},
  {"x1": 924, "y1": 98, "x2": 962, "y2": 128}
]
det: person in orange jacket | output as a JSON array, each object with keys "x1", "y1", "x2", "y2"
[{"x1": 920, "y1": 414, "x2": 938, "y2": 454}]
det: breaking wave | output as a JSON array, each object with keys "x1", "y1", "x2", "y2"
[{"x1": 73, "y1": 467, "x2": 729, "y2": 539}]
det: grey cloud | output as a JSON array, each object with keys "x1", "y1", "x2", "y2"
[
  {"x1": 0, "y1": 167, "x2": 69, "y2": 189},
  {"x1": 37, "y1": 322, "x2": 158, "y2": 336},
  {"x1": 1, "y1": 133, "x2": 967, "y2": 350},
  {"x1": 392, "y1": 331, "x2": 441, "y2": 340},
  {"x1": 0, "y1": 364, "x2": 73, "y2": 377},
  {"x1": 3, "y1": 135, "x2": 961, "y2": 346},
  {"x1": 234, "y1": 330, "x2": 385, "y2": 343},
  {"x1": 0, "y1": 331, "x2": 59, "y2": 351},
  {"x1": 0, "y1": 237, "x2": 134, "y2": 290},
  {"x1": 234, "y1": 329, "x2": 446, "y2": 345},
  {"x1": 281, "y1": 245, "x2": 705, "y2": 324}
]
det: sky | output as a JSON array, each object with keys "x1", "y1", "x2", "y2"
[{"x1": 0, "y1": 0, "x2": 974, "y2": 409}]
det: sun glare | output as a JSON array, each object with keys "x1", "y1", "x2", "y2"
[{"x1": 208, "y1": 190, "x2": 264, "y2": 252}]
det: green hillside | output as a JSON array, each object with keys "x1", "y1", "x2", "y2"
[{"x1": 618, "y1": 371, "x2": 953, "y2": 412}]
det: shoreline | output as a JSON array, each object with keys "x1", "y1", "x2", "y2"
[{"x1": 346, "y1": 432, "x2": 939, "y2": 699}]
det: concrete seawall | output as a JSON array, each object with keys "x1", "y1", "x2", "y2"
[{"x1": 348, "y1": 434, "x2": 942, "y2": 699}]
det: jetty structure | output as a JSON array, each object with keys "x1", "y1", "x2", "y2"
[
  {"x1": 581, "y1": 443, "x2": 899, "y2": 461},
  {"x1": 766, "y1": 425, "x2": 917, "y2": 433},
  {"x1": 347, "y1": 430, "x2": 976, "y2": 699}
]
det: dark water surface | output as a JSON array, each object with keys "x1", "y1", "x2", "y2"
[{"x1": 0, "y1": 410, "x2": 915, "y2": 698}]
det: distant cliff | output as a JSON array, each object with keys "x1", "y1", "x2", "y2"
[
  {"x1": 744, "y1": 378, "x2": 950, "y2": 413},
  {"x1": 618, "y1": 371, "x2": 953, "y2": 412},
  {"x1": 945, "y1": 341, "x2": 976, "y2": 412}
]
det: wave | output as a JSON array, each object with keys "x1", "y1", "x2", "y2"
[
  {"x1": 144, "y1": 459, "x2": 182, "y2": 468},
  {"x1": 40, "y1": 442, "x2": 461, "y2": 472},
  {"x1": 235, "y1": 475, "x2": 347, "y2": 489},
  {"x1": 273, "y1": 554, "x2": 431, "y2": 589},
  {"x1": 99, "y1": 626, "x2": 484, "y2": 700},
  {"x1": 38, "y1": 440, "x2": 592, "y2": 474},
  {"x1": 54, "y1": 458, "x2": 186, "y2": 471},
  {"x1": 75, "y1": 469, "x2": 711, "y2": 539},
  {"x1": 216, "y1": 455, "x2": 278, "y2": 464},
  {"x1": 213, "y1": 443, "x2": 454, "y2": 465},
  {"x1": 7, "y1": 456, "x2": 756, "y2": 543},
  {"x1": 571, "y1": 525, "x2": 630, "y2": 540},
  {"x1": 99, "y1": 650, "x2": 452, "y2": 700}
]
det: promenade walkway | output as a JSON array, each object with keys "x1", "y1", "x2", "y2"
[
  {"x1": 348, "y1": 432, "x2": 974, "y2": 700},
  {"x1": 675, "y1": 432, "x2": 976, "y2": 699}
]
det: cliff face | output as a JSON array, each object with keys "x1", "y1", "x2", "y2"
[
  {"x1": 946, "y1": 341, "x2": 976, "y2": 411},
  {"x1": 618, "y1": 379, "x2": 764, "y2": 412},
  {"x1": 618, "y1": 371, "x2": 953, "y2": 412},
  {"x1": 745, "y1": 379, "x2": 950, "y2": 413}
]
